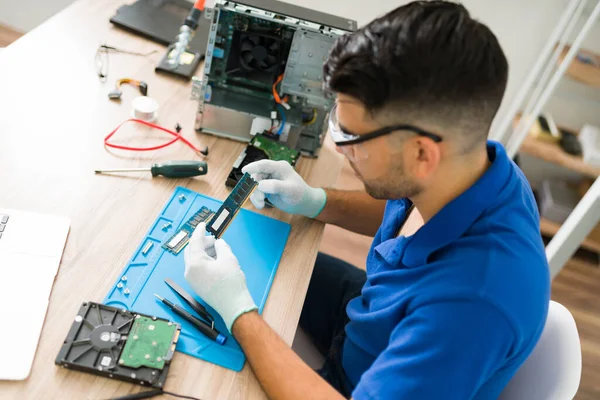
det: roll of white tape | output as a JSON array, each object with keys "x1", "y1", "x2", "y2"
[{"x1": 131, "y1": 96, "x2": 159, "y2": 122}]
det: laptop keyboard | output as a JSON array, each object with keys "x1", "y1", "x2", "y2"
[{"x1": 0, "y1": 215, "x2": 8, "y2": 239}]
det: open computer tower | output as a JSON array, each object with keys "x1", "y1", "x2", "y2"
[{"x1": 192, "y1": 0, "x2": 357, "y2": 157}]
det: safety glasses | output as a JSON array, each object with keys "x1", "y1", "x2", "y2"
[{"x1": 328, "y1": 103, "x2": 443, "y2": 147}]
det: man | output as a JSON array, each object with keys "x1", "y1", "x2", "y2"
[{"x1": 184, "y1": 1, "x2": 550, "y2": 399}]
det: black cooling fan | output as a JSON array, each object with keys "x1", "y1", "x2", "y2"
[
  {"x1": 225, "y1": 30, "x2": 284, "y2": 85},
  {"x1": 239, "y1": 33, "x2": 282, "y2": 72}
]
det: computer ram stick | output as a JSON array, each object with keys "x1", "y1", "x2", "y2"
[
  {"x1": 163, "y1": 206, "x2": 215, "y2": 254},
  {"x1": 207, "y1": 173, "x2": 258, "y2": 238}
]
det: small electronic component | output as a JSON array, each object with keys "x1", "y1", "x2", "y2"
[
  {"x1": 142, "y1": 242, "x2": 154, "y2": 255},
  {"x1": 207, "y1": 173, "x2": 257, "y2": 238},
  {"x1": 108, "y1": 78, "x2": 148, "y2": 101},
  {"x1": 227, "y1": 133, "x2": 300, "y2": 187},
  {"x1": 108, "y1": 88, "x2": 123, "y2": 99},
  {"x1": 162, "y1": 206, "x2": 215, "y2": 254},
  {"x1": 55, "y1": 302, "x2": 180, "y2": 388}
]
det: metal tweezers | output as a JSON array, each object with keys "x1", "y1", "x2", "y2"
[{"x1": 164, "y1": 278, "x2": 215, "y2": 329}]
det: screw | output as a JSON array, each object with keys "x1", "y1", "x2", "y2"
[
  {"x1": 133, "y1": 335, "x2": 139, "y2": 340},
  {"x1": 145, "y1": 354, "x2": 150, "y2": 359},
  {"x1": 117, "y1": 283, "x2": 124, "y2": 289},
  {"x1": 124, "y1": 288, "x2": 130, "y2": 295},
  {"x1": 119, "y1": 359, "x2": 124, "y2": 365},
  {"x1": 152, "y1": 341, "x2": 157, "y2": 346},
  {"x1": 152, "y1": 371, "x2": 157, "y2": 376},
  {"x1": 156, "y1": 357, "x2": 162, "y2": 362},
  {"x1": 131, "y1": 373, "x2": 136, "y2": 379},
  {"x1": 168, "y1": 322, "x2": 172, "y2": 326},
  {"x1": 179, "y1": 194, "x2": 186, "y2": 201},
  {"x1": 121, "y1": 276, "x2": 127, "y2": 282},
  {"x1": 74, "y1": 315, "x2": 83, "y2": 323}
]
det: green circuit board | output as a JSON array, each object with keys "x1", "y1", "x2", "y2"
[
  {"x1": 251, "y1": 134, "x2": 300, "y2": 164},
  {"x1": 119, "y1": 316, "x2": 179, "y2": 370},
  {"x1": 162, "y1": 206, "x2": 215, "y2": 255}
]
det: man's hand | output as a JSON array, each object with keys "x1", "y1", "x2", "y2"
[
  {"x1": 184, "y1": 223, "x2": 258, "y2": 332},
  {"x1": 242, "y1": 160, "x2": 326, "y2": 218}
]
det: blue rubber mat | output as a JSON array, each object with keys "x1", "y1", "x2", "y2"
[{"x1": 104, "y1": 186, "x2": 291, "y2": 371}]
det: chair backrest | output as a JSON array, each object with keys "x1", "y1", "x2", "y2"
[{"x1": 499, "y1": 301, "x2": 581, "y2": 400}]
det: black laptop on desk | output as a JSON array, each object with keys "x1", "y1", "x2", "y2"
[{"x1": 110, "y1": 0, "x2": 210, "y2": 56}]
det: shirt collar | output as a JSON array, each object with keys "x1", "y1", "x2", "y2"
[{"x1": 374, "y1": 141, "x2": 513, "y2": 268}]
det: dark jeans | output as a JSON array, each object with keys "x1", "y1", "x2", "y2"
[{"x1": 299, "y1": 252, "x2": 367, "y2": 398}]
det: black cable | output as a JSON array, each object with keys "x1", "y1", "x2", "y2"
[
  {"x1": 108, "y1": 389, "x2": 163, "y2": 400},
  {"x1": 96, "y1": 44, "x2": 158, "y2": 82},
  {"x1": 101, "y1": 44, "x2": 158, "y2": 57},
  {"x1": 108, "y1": 389, "x2": 202, "y2": 400},
  {"x1": 162, "y1": 390, "x2": 202, "y2": 400}
]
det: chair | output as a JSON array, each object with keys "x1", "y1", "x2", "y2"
[
  {"x1": 293, "y1": 301, "x2": 582, "y2": 399},
  {"x1": 499, "y1": 300, "x2": 582, "y2": 400}
]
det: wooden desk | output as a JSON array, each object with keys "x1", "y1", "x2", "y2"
[{"x1": 0, "y1": 1, "x2": 342, "y2": 398}]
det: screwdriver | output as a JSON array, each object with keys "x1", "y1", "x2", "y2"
[{"x1": 94, "y1": 160, "x2": 207, "y2": 178}]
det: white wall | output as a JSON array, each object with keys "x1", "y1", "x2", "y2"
[{"x1": 0, "y1": 0, "x2": 77, "y2": 32}]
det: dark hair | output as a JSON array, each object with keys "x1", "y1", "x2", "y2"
[{"x1": 323, "y1": 1, "x2": 508, "y2": 147}]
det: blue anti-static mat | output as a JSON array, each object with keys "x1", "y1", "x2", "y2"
[{"x1": 103, "y1": 187, "x2": 291, "y2": 371}]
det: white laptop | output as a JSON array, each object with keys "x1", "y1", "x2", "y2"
[{"x1": 0, "y1": 209, "x2": 70, "y2": 380}]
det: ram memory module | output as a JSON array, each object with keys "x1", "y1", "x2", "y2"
[{"x1": 207, "y1": 173, "x2": 258, "y2": 239}]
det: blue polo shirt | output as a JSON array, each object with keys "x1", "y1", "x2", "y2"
[{"x1": 343, "y1": 141, "x2": 550, "y2": 399}]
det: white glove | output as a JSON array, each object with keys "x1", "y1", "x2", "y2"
[
  {"x1": 184, "y1": 223, "x2": 258, "y2": 332},
  {"x1": 242, "y1": 160, "x2": 327, "y2": 218}
]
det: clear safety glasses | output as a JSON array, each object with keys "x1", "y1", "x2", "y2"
[{"x1": 328, "y1": 103, "x2": 443, "y2": 161}]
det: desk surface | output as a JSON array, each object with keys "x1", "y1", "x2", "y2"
[{"x1": 0, "y1": 0, "x2": 342, "y2": 398}]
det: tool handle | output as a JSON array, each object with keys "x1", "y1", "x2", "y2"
[
  {"x1": 151, "y1": 161, "x2": 208, "y2": 178},
  {"x1": 184, "y1": 0, "x2": 205, "y2": 29},
  {"x1": 171, "y1": 303, "x2": 226, "y2": 344}
]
